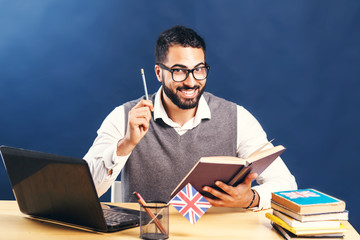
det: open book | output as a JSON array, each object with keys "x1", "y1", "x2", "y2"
[{"x1": 170, "y1": 144, "x2": 286, "y2": 199}]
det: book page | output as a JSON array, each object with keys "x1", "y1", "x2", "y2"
[{"x1": 246, "y1": 145, "x2": 285, "y2": 164}]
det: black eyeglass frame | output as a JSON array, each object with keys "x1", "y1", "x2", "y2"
[{"x1": 156, "y1": 63, "x2": 210, "y2": 82}]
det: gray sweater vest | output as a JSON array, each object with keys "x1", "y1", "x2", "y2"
[{"x1": 121, "y1": 92, "x2": 237, "y2": 202}]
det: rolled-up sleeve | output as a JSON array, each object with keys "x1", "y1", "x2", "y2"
[{"x1": 83, "y1": 105, "x2": 130, "y2": 197}]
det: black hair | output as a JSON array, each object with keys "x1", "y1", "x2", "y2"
[{"x1": 155, "y1": 25, "x2": 206, "y2": 63}]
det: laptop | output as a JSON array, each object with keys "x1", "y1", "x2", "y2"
[{"x1": 0, "y1": 146, "x2": 140, "y2": 232}]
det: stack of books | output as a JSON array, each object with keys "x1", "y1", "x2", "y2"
[{"x1": 266, "y1": 189, "x2": 349, "y2": 239}]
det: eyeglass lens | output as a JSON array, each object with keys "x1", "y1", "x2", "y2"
[{"x1": 172, "y1": 67, "x2": 208, "y2": 82}]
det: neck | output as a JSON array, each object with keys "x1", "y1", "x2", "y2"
[{"x1": 161, "y1": 91, "x2": 197, "y2": 126}]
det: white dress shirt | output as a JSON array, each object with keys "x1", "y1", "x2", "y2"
[{"x1": 84, "y1": 87, "x2": 297, "y2": 209}]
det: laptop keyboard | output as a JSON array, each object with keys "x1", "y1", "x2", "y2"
[{"x1": 103, "y1": 209, "x2": 139, "y2": 227}]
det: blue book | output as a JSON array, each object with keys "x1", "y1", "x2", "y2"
[{"x1": 271, "y1": 189, "x2": 346, "y2": 215}]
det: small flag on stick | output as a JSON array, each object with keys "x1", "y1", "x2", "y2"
[{"x1": 170, "y1": 183, "x2": 211, "y2": 224}]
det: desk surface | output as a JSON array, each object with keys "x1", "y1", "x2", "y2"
[{"x1": 0, "y1": 201, "x2": 359, "y2": 239}]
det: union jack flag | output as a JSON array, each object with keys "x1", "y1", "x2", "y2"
[
  {"x1": 170, "y1": 183, "x2": 212, "y2": 224},
  {"x1": 281, "y1": 190, "x2": 320, "y2": 199}
]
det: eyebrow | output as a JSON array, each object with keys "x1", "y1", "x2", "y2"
[{"x1": 170, "y1": 62, "x2": 205, "y2": 69}]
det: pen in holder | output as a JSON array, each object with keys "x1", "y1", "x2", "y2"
[{"x1": 134, "y1": 192, "x2": 169, "y2": 240}]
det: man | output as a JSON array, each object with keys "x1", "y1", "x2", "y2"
[{"x1": 84, "y1": 25, "x2": 297, "y2": 209}]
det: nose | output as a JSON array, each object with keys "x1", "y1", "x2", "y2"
[{"x1": 182, "y1": 72, "x2": 197, "y2": 87}]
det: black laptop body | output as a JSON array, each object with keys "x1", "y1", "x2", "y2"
[{"x1": 0, "y1": 146, "x2": 140, "y2": 232}]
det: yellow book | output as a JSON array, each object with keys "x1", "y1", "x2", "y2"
[{"x1": 265, "y1": 213, "x2": 347, "y2": 236}]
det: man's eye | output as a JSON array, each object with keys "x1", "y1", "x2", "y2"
[{"x1": 173, "y1": 69, "x2": 186, "y2": 74}]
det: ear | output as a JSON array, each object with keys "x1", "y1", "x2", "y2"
[{"x1": 154, "y1": 65, "x2": 162, "y2": 82}]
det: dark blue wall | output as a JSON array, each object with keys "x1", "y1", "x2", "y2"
[{"x1": 1, "y1": 0, "x2": 359, "y2": 231}]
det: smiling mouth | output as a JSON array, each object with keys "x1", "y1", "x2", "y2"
[{"x1": 177, "y1": 86, "x2": 199, "y2": 98}]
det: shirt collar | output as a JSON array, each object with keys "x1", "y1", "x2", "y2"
[{"x1": 153, "y1": 87, "x2": 211, "y2": 127}]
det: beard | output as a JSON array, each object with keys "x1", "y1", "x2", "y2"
[{"x1": 162, "y1": 81, "x2": 206, "y2": 110}]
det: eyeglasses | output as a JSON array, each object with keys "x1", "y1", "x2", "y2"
[{"x1": 157, "y1": 63, "x2": 210, "y2": 82}]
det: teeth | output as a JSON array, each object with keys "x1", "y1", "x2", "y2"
[
  {"x1": 181, "y1": 89, "x2": 196, "y2": 96},
  {"x1": 183, "y1": 90, "x2": 194, "y2": 93}
]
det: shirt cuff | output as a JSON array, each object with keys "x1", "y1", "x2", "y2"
[
  {"x1": 102, "y1": 144, "x2": 131, "y2": 175},
  {"x1": 250, "y1": 186, "x2": 272, "y2": 211}
]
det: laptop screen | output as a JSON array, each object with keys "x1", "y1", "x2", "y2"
[{"x1": 1, "y1": 146, "x2": 111, "y2": 231}]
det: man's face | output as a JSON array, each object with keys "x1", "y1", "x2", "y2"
[{"x1": 156, "y1": 45, "x2": 207, "y2": 110}]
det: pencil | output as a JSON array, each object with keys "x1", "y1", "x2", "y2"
[
  {"x1": 141, "y1": 68, "x2": 149, "y2": 100},
  {"x1": 133, "y1": 192, "x2": 167, "y2": 235}
]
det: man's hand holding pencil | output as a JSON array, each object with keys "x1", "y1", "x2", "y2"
[{"x1": 116, "y1": 69, "x2": 153, "y2": 157}]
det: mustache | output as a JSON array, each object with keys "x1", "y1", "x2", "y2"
[{"x1": 176, "y1": 85, "x2": 200, "y2": 91}]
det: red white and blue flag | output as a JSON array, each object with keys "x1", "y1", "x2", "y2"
[
  {"x1": 169, "y1": 183, "x2": 212, "y2": 224},
  {"x1": 280, "y1": 190, "x2": 320, "y2": 199}
]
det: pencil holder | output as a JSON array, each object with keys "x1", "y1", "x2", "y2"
[{"x1": 140, "y1": 201, "x2": 169, "y2": 240}]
